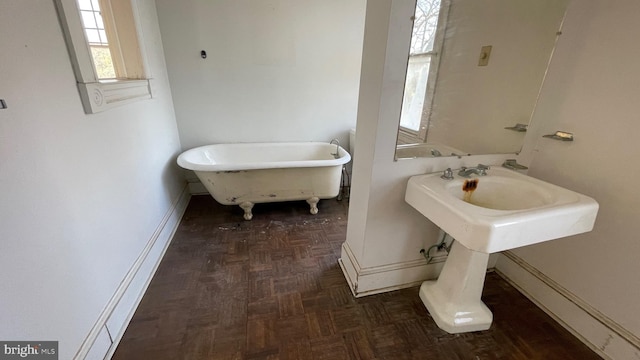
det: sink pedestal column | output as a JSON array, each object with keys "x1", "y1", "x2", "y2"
[{"x1": 419, "y1": 241, "x2": 493, "y2": 333}]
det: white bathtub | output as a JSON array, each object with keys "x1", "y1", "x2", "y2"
[{"x1": 177, "y1": 142, "x2": 351, "y2": 220}]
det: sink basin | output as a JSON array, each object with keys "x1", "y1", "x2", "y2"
[
  {"x1": 405, "y1": 167, "x2": 598, "y2": 334},
  {"x1": 405, "y1": 167, "x2": 598, "y2": 253}
]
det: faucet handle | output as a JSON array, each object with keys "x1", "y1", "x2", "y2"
[
  {"x1": 477, "y1": 164, "x2": 490, "y2": 175},
  {"x1": 441, "y1": 168, "x2": 454, "y2": 180}
]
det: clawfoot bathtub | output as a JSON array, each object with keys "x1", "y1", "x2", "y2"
[{"x1": 177, "y1": 142, "x2": 350, "y2": 220}]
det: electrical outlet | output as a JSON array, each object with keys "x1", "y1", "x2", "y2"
[{"x1": 478, "y1": 45, "x2": 492, "y2": 66}]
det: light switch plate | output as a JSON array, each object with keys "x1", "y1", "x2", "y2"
[{"x1": 478, "y1": 45, "x2": 492, "y2": 66}]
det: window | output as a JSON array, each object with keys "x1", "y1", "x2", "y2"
[
  {"x1": 78, "y1": 0, "x2": 116, "y2": 79},
  {"x1": 56, "y1": 0, "x2": 151, "y2": 114},
  {"x1": 398, "y1": 0, "x2": 448, "y2": 142}
]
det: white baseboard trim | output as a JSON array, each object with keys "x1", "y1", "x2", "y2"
[
  {"x1": 496, "y1": 251, "x2": 640, "y2": 360},
  {"x1": 73, "y1": 185, "x2": 191, "y2": 360},
  {"x1": 339, "y1": 242, "x2": 444, "y2": 297}
]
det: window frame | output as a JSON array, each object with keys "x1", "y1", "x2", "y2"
[
  {"x1": 398, "y1": 0, "x2": 450, "y2": 143},
  {"x1": 55, "y1": 0, "x2": 152, "y2": 114}
]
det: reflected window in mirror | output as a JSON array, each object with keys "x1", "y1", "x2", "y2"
[{"x1": 398, "y1": 0, "x2": 449, "y2": 144}]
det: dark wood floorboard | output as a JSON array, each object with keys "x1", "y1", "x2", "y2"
[{"x1": 113, "y1": 195, "x2": 601, "y2": 360}]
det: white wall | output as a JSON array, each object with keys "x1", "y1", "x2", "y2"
[
  {"x1": 155, "y1": 0, "x2": 365, "y2": 153},
  {"x1": 496, "y1": 0, "x2": 640, "y2": 356},
  {"x1": 0, "y1": 1, "x2": 184, "y2": 359}
]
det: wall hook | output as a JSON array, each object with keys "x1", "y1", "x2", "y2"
[
  {"x1": 200, "y1": 50, "x2": 207, "y2": 59},
  {"x1": 504, "y1": 123, "x2": 528, "y2": 132},
  {"x1": 543, "y1": 131, "x2": 573, "y2": 141}
]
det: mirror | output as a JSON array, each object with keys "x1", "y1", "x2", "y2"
[{"x1": 396, "y1": 0, "x2": 569, "y2": 159}]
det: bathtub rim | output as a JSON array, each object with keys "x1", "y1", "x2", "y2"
[{"x1": 177, "y1": 142, "x2": 351, "y2": 172}]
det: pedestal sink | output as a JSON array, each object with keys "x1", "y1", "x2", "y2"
[{"x1": 405, "y1": 167, "x2": 598, "y2": 333}]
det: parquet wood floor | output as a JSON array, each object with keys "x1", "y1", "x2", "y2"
[{"x1": 113, "y1": 195, "x2": 601, "y2": 359}]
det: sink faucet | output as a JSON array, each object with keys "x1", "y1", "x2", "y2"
[{"x1": 458, "y1": 164, "x2": 490, "y2": 177}]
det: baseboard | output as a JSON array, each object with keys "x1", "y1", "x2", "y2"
[
  {"x1": 339, "y1": 242, "x2": 445, "y2": 297},
  {"x1": 73, "y1": 185, "x2": 191, "y2": 360},
  {"x1": 496, "y1": 251, "x2": 640, "y2": 360},
  {"x1": 337, "y1": 243, "x2": 500, "y2": 298}
]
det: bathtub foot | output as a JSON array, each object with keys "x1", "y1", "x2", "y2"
[
  {"x1": 306, "y1": 197, "x2": 320, "y2": 215},
  {"x1": 239, "y1": 202, "x2": 254, "y2": 220}
]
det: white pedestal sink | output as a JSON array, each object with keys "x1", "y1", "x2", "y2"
[{"x1": 405, "y1": 167, "x2": 598, "y2": 333}]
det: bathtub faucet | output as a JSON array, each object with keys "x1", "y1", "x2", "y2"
[{"x1": 330, "y1": 139, "x2": 340, "y2": 159}]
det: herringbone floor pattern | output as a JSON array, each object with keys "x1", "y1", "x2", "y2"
[{"x1": 113, "y1": 195, "x2": 600, "y2": 360}]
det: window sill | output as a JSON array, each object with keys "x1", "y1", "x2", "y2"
[
  {"x1": 77, "y1": 79, "x2": 152, "y2": 114},
  {"x1": 397, "y1": 127, "x2": 425, "y2": 144}
]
